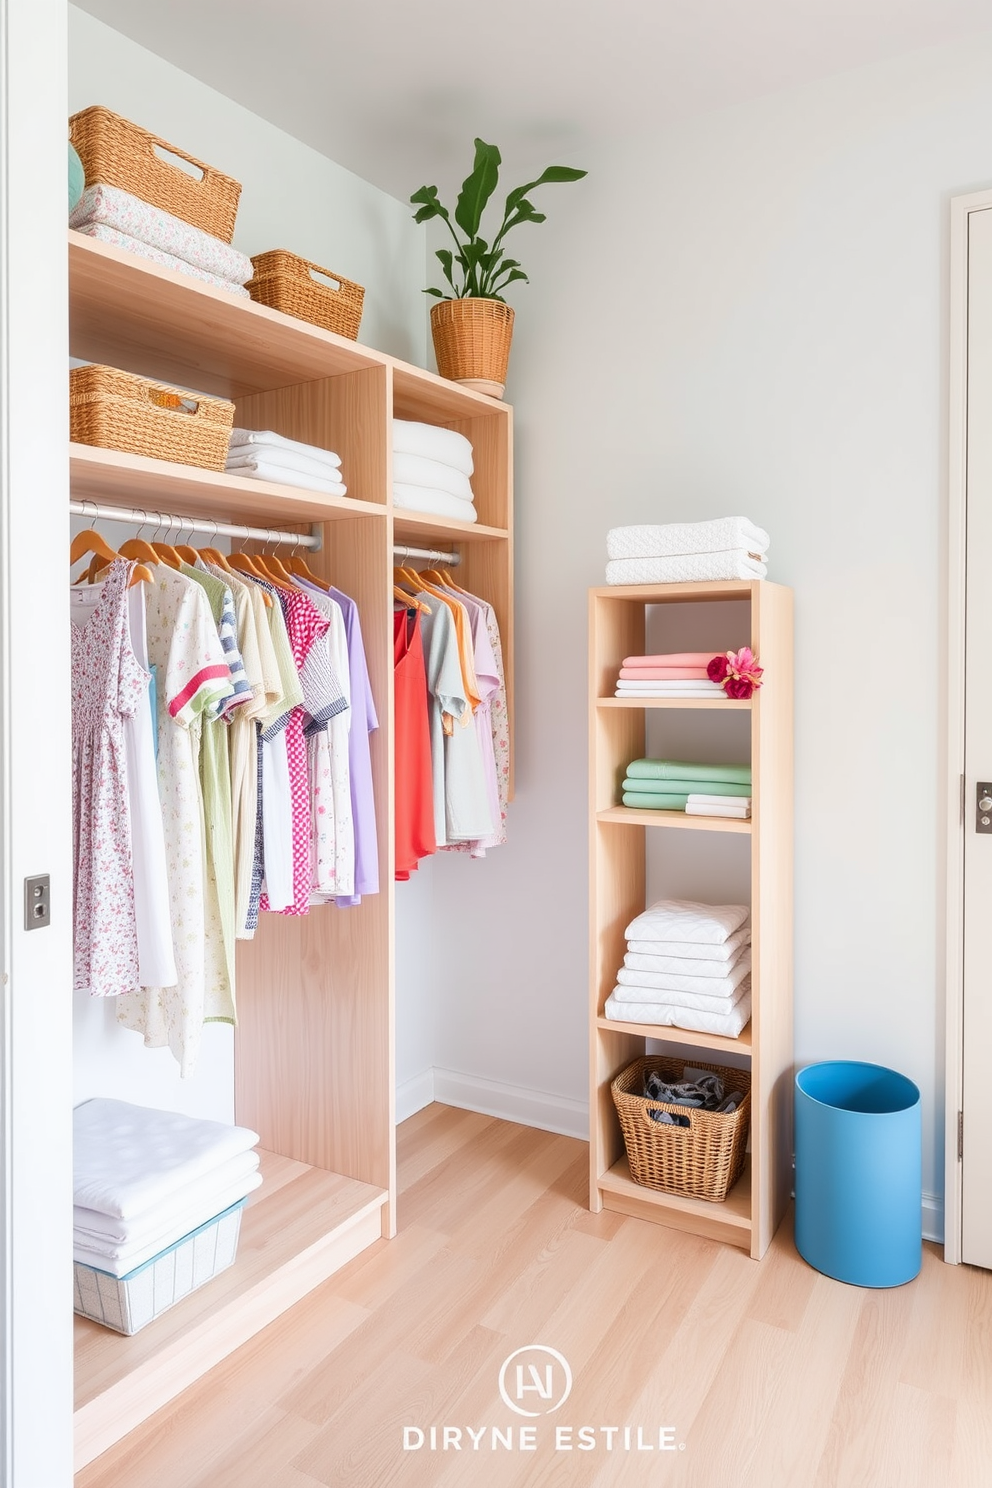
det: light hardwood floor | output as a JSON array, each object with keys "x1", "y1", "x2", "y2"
[{"x1": 77, "y1": 1104, "x2": 992, "y2": 1488}]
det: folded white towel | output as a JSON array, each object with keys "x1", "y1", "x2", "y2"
[
  {"x1": 227, "y1": 457, "x2": 347, "y2": 495},
  {"x1": 73, "y1": 1171, "x2": 262, "y2": 1275},
  {"x1": 621, "y1": 946, "x2": 751, "y2": 981},
  {"x1": 392, "y1": 451, "x2": 475, "y2": 502},
  {"x1": 73, "y1": 1149, "x2": 260, "y2": 1245},
  {"x1": 604, "y1": 985, "x2": 752, "y2": 1037},
  {"x1": 230, "y1": 429, "x2": 342, "y2": 468},
  {"x1": 627, "y1": 927, "x2": 751, "y2": 963},
  {"x1": 685, "y1": 798, "x2": 751, "y2": 818},
  {"x1": 392, "y1": 483, "x2": 478, "y2": 523},
  {"x1": 73, "y1": 1098, "x2": 259, "y2": 1220},
  {"x1": 615, "y1": 680, "x2": 725, "y2": 694},
  {"x1": 611, "y1": 977, "x2": 748, "y2": 1012},
  {"x1": 73, "y1": 1172, "x2": 261, "y2": 1279},
  {"x1": 606, "y1": 552, "x2": 767, "y2": 585},
  {"x1": 618, "y1": 949, "x2": 751, "y2": 998},
  {"x1": 625, "y1": 900, "x2": 750, "y2": 945},
  {"x1": 607, "y1": 517, "x2": 770, "y2": 562},
  {"x1": 392, "y1": 418, "x2": 474, "y2": 476},
  {"x1": 71, "y1": 184, "x2": 254, "y2": 284},
  {"x1": 74, "y1": 224, "x2": 250, "y2": 297},
  {"x1": 227, "y1": 445, "x2": 344, "y2": 482},
  {"x1": 615, "y1": 688, "x2": 726, "y2": 700}
]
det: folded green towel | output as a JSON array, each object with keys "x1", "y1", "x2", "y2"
[
  {"x1": 622, "y1": 778, "x2": 752, "y2": 798},
  {"x1": 626, "y1": 758, "x2": 752, "y2": 785},
  {"x1": 621, "y1": 792, "x2": 690, "y2": 810}
]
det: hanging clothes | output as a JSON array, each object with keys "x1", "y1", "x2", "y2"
[
  {"x1": 393, "y1": 606, "x2": 436, "y2": 880},
  {"x1": 326, "y1": 584, "x2": 379, "y2": 906},
  {"x1": 71, "y1": 558, "x2": 148, "y2": 997}
]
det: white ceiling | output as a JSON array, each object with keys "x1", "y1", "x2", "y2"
[{"x1": 76, "y1": 0, "x2": 991, "y2": 202}]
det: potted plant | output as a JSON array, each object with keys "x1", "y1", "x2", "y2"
[{"x1": 411, "y1": 140, "x2": 586, "y2": 398}]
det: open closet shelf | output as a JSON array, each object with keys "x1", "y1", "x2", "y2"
[
  {"x1": 69, "y1": 224, "x2": 513, "y2": 1465},
  {"x1": 596, "y1": 696, "x2": 752, "y2": 711},
  {"x1": 599, "y1": 1154, "x2": 753, "y2": 1249},
  {"x1": 597, "y1": 805, "x2": 753, "y2": 833},
  {"x1": 594, "y1": 1015, "x2": 753, "y2": 1054},
  {"x1": 74, "y1": 1153, "x2": 386, "y2": 1471}
]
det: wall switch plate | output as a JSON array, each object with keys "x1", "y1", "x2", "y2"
[{"x1": 23, "y1": 874, "x2": 50, "y2": 930}]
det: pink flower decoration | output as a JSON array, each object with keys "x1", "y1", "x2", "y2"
[{"x1": 716, "y1": 646, "x2": 764, "y2": 700}]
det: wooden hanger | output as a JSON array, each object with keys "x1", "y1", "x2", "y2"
[
  {"x1": 175, "y1": 544, "x2": 199, "y2": 565},
  {"x1": 394, "y1": 585, "x2": 431, "y2": 614},
  {"x1": 70, "y1": 528, "x2": 153, "y2": 588},
  {"x1": 286, "y1": 554, "x2": 328, "y2": 589},
  {"x1": 423, "y1": 567, "x2": 469, "y2": 594},
  {"x1": 255, "y1": 552, "x2": 298, "y2": 588}
]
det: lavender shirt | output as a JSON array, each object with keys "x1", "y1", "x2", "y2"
[{"x1": 325, "y1": 586, "x2": 380, "y2": 904}]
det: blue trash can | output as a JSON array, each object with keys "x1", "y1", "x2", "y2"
[{"x1": 794, "y1": 1061, "x2": 921, "y2": 1288}]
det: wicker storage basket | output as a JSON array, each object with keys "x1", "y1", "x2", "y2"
[
  {"x1": 70, "y1": 365, "x2": 234, "y2": 471},
  {"x1": 430, "y1": 297, "x2": 515, "y2": 399},
  {"x1": 69, "y1": 106, "x2": 242, "y2": 242},
  {"x1": 247, "y1": 250, "x2": 365, "y2": 339},
  {"x1": 611, "y1": 1055, "x2": 751, "y2": 1202}
]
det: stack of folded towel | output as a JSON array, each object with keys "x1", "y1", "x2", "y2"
[
  {"x1": 621, "y1": 759, "x2": 752, "y2": 817},
  {"x1": 73, "y1": 1098, "x2": 262, "y2": 1279},
  {"x1": 606, "y1": 516, "x2": 770, "y2": 585},
  {"x1": 392, "y1": 418, "x2": 477, "y2": 523},
  {"x1": 226, "y1": 428, "x2": 347, "y2": 494},
  {"x1": 70, "y1": 183, "x2": 253, "y2": 298},
  {"x1": 615, "y1": 652, "x2": 730, "y2": 701},
  {"x1": 604, "y1": 899, "x2": 753, "y2": 1037}
]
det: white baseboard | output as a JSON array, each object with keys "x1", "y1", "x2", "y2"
[
  {"x1": 923, "y1": 1191, "x2": 944, "y2": 1246},
  {"x1": 396, "y1": 1069, "x2": 435, "y2": 1124},
  {"x1": 431, "y1": 1067, "x2": 589, "y2": 1140}
]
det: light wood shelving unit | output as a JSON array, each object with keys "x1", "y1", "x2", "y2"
[
  {"x1": 68, "y1": 229, "x2": 513, "y2": 1469},
  {"x1": 588, "y1": 580, "x2": 792, "y2": 1259}
]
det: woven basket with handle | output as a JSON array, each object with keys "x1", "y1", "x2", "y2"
[
  {"x1": 430, "y1": 297, "x2": 514, "y2": 399},
  {"x1": 69, "y1": 106, "x2": 242, "y2": 243},
  {"x1": 611, "y1": 1055, "x2": 751, "y2": 1202},
  {"x1": 70, "y1": 364, "x2": 234, "y2": 471},
  {"x1": 247, "y1": 250, "x2": 365, "y2": 340}
]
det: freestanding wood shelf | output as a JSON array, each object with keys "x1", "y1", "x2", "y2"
[
  {"x1": 68, "y1": 230, "x2": 513, "y2": 1469},
  {"x1": 588, "y1": 581, "x2": 793, "y2": 1258}
]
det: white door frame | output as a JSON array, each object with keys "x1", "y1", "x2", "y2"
[
  {"x1": 944, "y1": 188, "x2": 992, "y2": 1266},
  {"x1": 0, "y1": 0, "x2": 74, "y2": 1479}
]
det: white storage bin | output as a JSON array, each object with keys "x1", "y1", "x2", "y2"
[{"x1": 73, "y1": 1198, "x2": 245, "y2": 1335}]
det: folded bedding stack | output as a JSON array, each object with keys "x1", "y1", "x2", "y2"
[
  {"x1": 226, "y1": 427, "x2": 347, "y2": 494},
  {"x1": 73, "y1": 1098, "x2": 262, "y2": 1281},
  {"x1": 606, "y1": 516, "x2": 770, "y2": 585},
  {"x1": 621, "y1": 758, "x2": 751, "y2": 817},
  {"x1": 615, "y1": 652, "x2": 730, "y2": 701},
  {"x1": 604, "y1": 899, "x2": 753, "y2": 1037},
  {"x1": 70, "y1": 183, "x2": 253, "y2": 298},
  {"x1": 392, "y1": 419, "x2": 477, "y2": 523}
]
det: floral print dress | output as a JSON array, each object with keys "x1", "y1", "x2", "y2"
[{"x1": 71, "y1": 559, "x2": 148, "y2": 997}]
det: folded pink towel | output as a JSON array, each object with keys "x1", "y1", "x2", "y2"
[
  {"x1": 622, "y1": 652, "x2": 721, "y2": 667},
  {"x1": 618, "y1": 666, "x2": 710, "y2": 680}
]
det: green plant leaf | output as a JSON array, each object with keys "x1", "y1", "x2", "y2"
[
  {"x1": 423, "y1": 287, "x2": 445, "y2": 297},
  {"x1": 413, "y1": 203, "x2": 442, "y2": 223},
  {"x1": 503, "y1": 165, "x2": 587, "y2": 216},
  {"x1": 434, "y1": 248, "x2": 459, "y2": 293},
  {"x1": 411, "y1": 185, "x2": 441, "y2": 205},
  {"x1": 454, "y1": 139, "x2": 501, "y2": 239}
]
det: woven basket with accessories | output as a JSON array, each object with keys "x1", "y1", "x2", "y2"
[
  {"x1": 246, "y1": 250, "x2": 365, "y2": 340},
  {"x1": 611, "y1": 1055, "x2": 751, "y2": 1203},
  {"x1": 70, "y1": 365, "x2": 235, "y2": 471},
  {"x1": 68, "y1": 106, "x2": 242, "y2": 242}
]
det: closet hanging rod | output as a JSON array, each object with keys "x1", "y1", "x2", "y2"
[
  {"x1": 69, "y1": 500, "x2": 320, "y2": 551},
  {"x1": 392, "y1": 543, "x2": 460, "y2": 567}
]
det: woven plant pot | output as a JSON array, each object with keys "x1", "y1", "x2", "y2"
[{"x1": 430, "y1": 298, "x2": 514, "y2": 399}]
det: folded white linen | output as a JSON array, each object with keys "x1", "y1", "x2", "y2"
[
  {"x1": 392, "y1": 483, "x2": 478, "y2": 523},
  {"x1": 73, "y1": 1098, "x2": 259, "y2": 1220},
  {"x1": 617, "y1": 949, "x2": 751, "y2": 998},
  {"x1": 73, "y1": 1149, "x2": 260, "y2": 1245},
  {"x1": 392, "y1": 418, "x2": 474, "y2": 476},
  {"x1": 227, "y1": 457, "x2": 347, "y2": 495},
  {"x1": 74, "y1": 224, "x2": 250, "y2": 297},
  {"x1": 615, "y1": 688, "x2": 725, "y2": 700},
  {"x1": 73, "y1": 1171, "x2": 262, "y2": 1274},
  {"x1": 625, "y1": 899, "x2": 750, "y2": 945},
  {"x1": 685, "y1": 800, "x2": 751, "y2": 818},
  {"x1": 622, "y1": 946, "x2": 751, "y2": 981},
  {"x1": 606, "y1": 551, "x2": 767, "y2": 585},
  {"x1": 611, "y1": 977, "x2": 748, "y2": 1012},
  {"x1": 230, "y1": 429, "x2": 342, "y2": 468},
  {"x1": 615, "y1": 680, "x2": 725, "y2": 693},
  {"x1": 607, "y1": 517, "x2": 770, "y2": 562},
  {"x1": 227, "y1": 446, "x2": 343, "y2": 482},
  {"x1": 392, "y1": 451, "x2": 476, "y2": 501},
  {"x1": 71, "y1": 184, "x2": 254, "y2": 283},
  {"x1": 604, "y1": 986, "x2": 751, "y2": 1037},
  {"x1": 627, "y1": 927, "x2": 751, "y2": 962}
]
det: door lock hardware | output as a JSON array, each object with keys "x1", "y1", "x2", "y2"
[
  {"x1": 23, "y1": 874, "x2": 50, "y2": 931},
  {"x1": 977, "y1": 783, "x2": 992, "y2": 833}
]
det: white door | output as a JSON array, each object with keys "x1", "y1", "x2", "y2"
[
  {"x1": 961, "y1": 203, "x2": 992, "y2": 1269},
  {"x1": 0, "y1": 0, "x2": 74, "y2": 1480}
]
